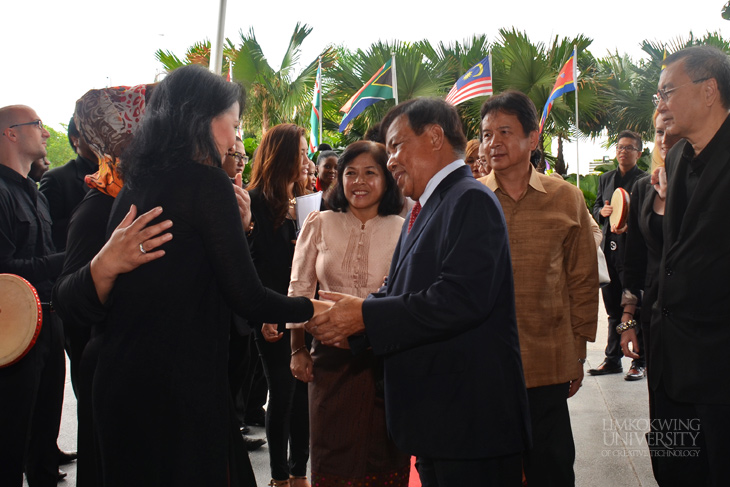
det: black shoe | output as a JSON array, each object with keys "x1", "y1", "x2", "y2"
[
  {"x1": 624, "y1": 365, "x2": 646, "y2": 381},
  {"x1": 57, "y1": 469, "x2": 67, "y2": 482},
  {"x1": 240, "y1": 423, "x2": 251, "y2": 435},
  {"x1": 243, "y1": 436, "x2": 266, "y2": 451},
  {"x1": 58, "y1": 450, "x2": 77, "y2": 466},
  {"x1": 587, "y1": 360, "x2": 623, "y2": 376}
]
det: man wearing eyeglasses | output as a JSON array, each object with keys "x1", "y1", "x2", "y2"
[
  {"x1": 589, "y1": 130, "x2": 646, "y2": 381},
  {"x1": 648, "y1": 45, "x2": 730, "y2": 487},
  {"x1": 0, "y1": 105, "x2": 67, "y2": 486}
]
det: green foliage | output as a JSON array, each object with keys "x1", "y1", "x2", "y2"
[
  {"x1": 564, "y1": 172, "x2": 599, "y2": 210},
  {"x1": 241, "y1": 137, "x2": 259, "y2": 184},
  {"x1": 157, "y1": 27, "x2": 730, "y2": 167},
  {"x1": 44, "y1": 124, "x2": 75, "y2": 168},
  {"x1": 232, "y1": 23, "x2": 336, "y2": 136}
]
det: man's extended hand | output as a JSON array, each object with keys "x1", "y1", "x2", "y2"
[{"x1": 305, "y1": 291, "x2": 365, "y2": 346}]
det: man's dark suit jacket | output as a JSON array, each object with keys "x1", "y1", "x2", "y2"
[
  {"x1": 359, "y1": 165, "x2": 531, "y2": 460},
  {"x1": 653, "y1": 118, "x2": 730, "y2": 405},
  {"x1": 39, "y1": 155, "x2": 96, "y2": 251},
  {"x1": 592, "y1": 165, "x2": 645, "y2": 254}
]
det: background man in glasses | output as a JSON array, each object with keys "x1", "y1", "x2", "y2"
[
  {"x1": 588, "y1": 130, "x2": 646, "y2": 380},
  {"x1": 0, "y1": 105, "x2": 67, "y2": 486},
  {"x1": 649, "y1": 45, "x2": 730, "y2": 486}
]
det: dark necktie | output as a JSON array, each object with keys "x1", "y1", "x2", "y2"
[{"x1": 408, "y1": 201, "x2": 421, "y2": 233}]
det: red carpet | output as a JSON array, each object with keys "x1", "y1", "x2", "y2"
[{"x1": 409, "y1": 456, "x2": 421, "y2": 487}]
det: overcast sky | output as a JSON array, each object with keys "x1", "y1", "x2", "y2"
[{"x1": 2, "y1": 0, "x2": 727, "y2": 171}]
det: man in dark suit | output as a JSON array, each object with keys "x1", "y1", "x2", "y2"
[
  {"x1": 307, "y1": 98, "x2": 531, "y2": 487},
  {"x1": 649, "y1": 45, "x2": 730, "y2": 487},
  {"x1": 589, "y1": 130, "x2": 646, "y2": 380},
  {"x1": 39, "y1": 116, "x2": 98, "y2": 252}
]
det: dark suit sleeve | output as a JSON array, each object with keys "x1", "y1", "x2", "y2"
[{"x1": 361, "y1": 188, "x2": 511, "y2": 355}]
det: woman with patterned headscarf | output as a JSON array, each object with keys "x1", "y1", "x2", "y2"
[{"x1": 52, "y1": 83, "x2": 173, "y2": 487}]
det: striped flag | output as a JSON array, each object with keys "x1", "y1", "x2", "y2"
[
  {"x1": 308, "y1": 59, "x2": 322, "y2": 155},
  {"x1": 539, "y1": 50, "x2": 577, "y2": 134},
  {"x1": 445, "y1": 55, "x2": 493, "y2": 106},
  {"x1": 339, "y1": 59, "x2": 394, "y2": 132}
]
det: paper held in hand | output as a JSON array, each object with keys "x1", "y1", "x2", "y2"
[{"x1": 295, "y1": 192, "x2": 322, "y2": 234}]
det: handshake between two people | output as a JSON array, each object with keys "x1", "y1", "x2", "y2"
[{"x1": 262, "y1": 291, "x2": 366, "y2": 348}]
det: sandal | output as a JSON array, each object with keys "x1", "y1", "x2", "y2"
[
  {"x1": 268, "y1": 480, "x2": 289, "y2": 487},
  {"x1": 290, "y1": 475, "x2": 310, "y2": 487}
]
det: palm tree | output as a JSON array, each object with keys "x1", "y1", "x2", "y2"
[
  {"x1": 418, "y1": 34, "x2": 492, "y2": 139},
  {"x1": 155, "y1": 39, "x2": 236, "y2": 76},
  {"x1": 492, "y1": 29, "x2": 606, "y2": 173},
  {"x1": 324, "y1": 40, "x2": 452, "y2": 146},
  {"x1": 232, "y1": 22, "x2": 335, "y2": 136}
]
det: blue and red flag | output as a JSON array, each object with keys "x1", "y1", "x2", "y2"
[
  {"x1": 445, "y1": 55, "x2": 493, "y2": 106},
  {"x1": 539, "y1": 50, "x2": 577, "y2": 133}
]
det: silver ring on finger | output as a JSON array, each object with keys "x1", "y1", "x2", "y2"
[{"x1": 139, "y1": 243, "x2": 147, "y2": 254}]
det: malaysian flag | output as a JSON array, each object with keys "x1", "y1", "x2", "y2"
[{"x1": 445, "y1": 55, "x2": 493, "y2": 106}]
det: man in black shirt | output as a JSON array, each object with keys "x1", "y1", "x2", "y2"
[
  {"x1": 589, "y1": 130, "x2": 646, "y2": 380},
  {"x1": 649, "y1": 45, "x2": 730, "y2": 487},
  {"x1": 0, "y1": 105, "x2": 66, "y2": 487},
  {"x1": 39, "y1": 116, "x2": 97, "y2": 252}
]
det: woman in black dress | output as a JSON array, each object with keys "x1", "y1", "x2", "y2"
[
  {"x1": 92, "y1": 65, "x2": 323, "y2": 487},
  {"x1": 246, "y1": 123, "x2": 312, "y2": 487},
  {"x1": 619, "y1": 110, "x2": 680, "y2": 370}
]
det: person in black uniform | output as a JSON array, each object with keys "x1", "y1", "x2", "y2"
[
  {"x1": 589, "y1": 130, "x2": 646, "y2": 380},
  {"x1": 0, "y1": 105, "x2": 66, "y2": 486}
]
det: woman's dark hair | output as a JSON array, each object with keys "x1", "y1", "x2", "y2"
[
  {"x1": 325, "y1": 140, "x2": 403, "y2": 216},
  {"x1": 67, "y1": 116, "x2": 78, "y2": 151},
  {"x1": 247, "y1": 123, "x2": 307, "y2": 228},
  {"x1": 316, "y1": 150, "x2": 338, "y2": 167},
  {"x1": 121, "y1": 64, "x2": 245, "y2": 185}
]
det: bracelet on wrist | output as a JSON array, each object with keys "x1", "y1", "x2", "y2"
[
  {"x1": 291, "y1": 345, "x2": 307, "y2": 357},
  {"x1": 615, "y1": 319, "x2": 638, "y2": 334}
]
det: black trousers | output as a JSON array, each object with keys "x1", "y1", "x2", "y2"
[
  {"x1": 416, "y1": 453, "x2": 522, "y2": 487},
  {"x1": 650, "y1": 383, "x2": 730, "y2": 487},
  {"x1": 228, "y1": 328, "x2": 257, "y2": 425},
  {"x1": 523, "y1": 383, "x2": 575, "y2": 487},
  {"x1": 601, "y1": 247, "x2": 645, "y2": 367},
  {"x1": 0, "y1": 311, "x2": 65, "y2": 487},
  {"x1": 254, "y1": 326, "x2": 310, "y2": 481}
]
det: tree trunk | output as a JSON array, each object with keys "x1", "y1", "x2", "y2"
[
  {"x1": 555, "y1": 135, "x2": 566, "y2": 175},
  {"x1": 261, "y1": 97, "x2": 270, "y2": 135}
]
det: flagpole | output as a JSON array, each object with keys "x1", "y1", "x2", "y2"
[
  {"x1": 488, "y1": 53, "x2": 493, "y2": 92},
  {"x1": 210, "y1": 0, "x2": 227, "y2": 75},
  {"x1": 391, "y1": 52, "x2": 399, "y2": 105},
  {"x1": 573, "y1": 45, "x2": 580, "y2": 190},
  {"x1": 318, "y1": 57, "x2": 323, "y2": 146}
]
